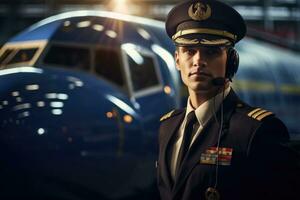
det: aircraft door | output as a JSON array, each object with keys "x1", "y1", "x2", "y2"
[
  {"x1": 118, "y1": 44, "x2": 169, "y2": 198},
  {"x1": 90, "y1": 47, "x2": 151, "y2": 198},
  {"x1": 121, "y1": 44, "x2": 174, "y2": 146}
]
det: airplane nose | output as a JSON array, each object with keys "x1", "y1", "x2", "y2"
[
  {"x1": 0, "y1": 66, "x2": 141, "y2": 153},
  {"x1": 0, "y1": 66, "x2": 150, "y2": 199}
]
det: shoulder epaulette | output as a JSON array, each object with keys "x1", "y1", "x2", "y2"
[
  {"x1": 247, "y1": 107, "x2": 274, "y2": 121},
  {"x1": 160, "y1": 110, "x2": 175, "y2": 122}
]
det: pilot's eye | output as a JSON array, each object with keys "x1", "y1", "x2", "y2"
[
  {"x1": 203, "y1": 47, "x2": 222, "y2": 56},
  {"x1": 183, "y1": 48, "x2": 196, "y2": 56},
  {"x1": 188, "y1": 49, "x2": 196, "y2": 55}
]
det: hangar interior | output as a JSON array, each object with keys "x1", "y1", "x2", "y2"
[
  {"x1": 0, "y1": 0, "x2": 300, "y2": 51},
  {"x1": 0, "y1": 1, "x2": 299, "y2": 199}
]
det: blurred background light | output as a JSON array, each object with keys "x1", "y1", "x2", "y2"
[
  {"x1": 64, "y1": 20, "x2": 71, "y2": 26},
  {"x1": 57, "y1": 93, "x2": 69, "y2": 100},
  {"x1": 164, "y1": 86, "x2": 172, "y2": 95},
  {"x1": 37, "y1": 101, "x2": 45, "y2": 107},
  {"x1": 109, "y1": 0, "x2": 129, "y2": 14},
  {"x1": 12, "y1": 91, "x2": 20, "y2": 97},
  {"x1": 13, "y1": 103, "x2": 31, "y2": 111},
  {"x1": 122, "y1": 43, "x2": 144, "y2": 65},
  {"x1": 93, "y1": 24, "x2": 104, "y2": 32},
  {"x1": 50, "y1": 102, "x2": 64, "y2": 108},
  {"x1": 106, "y1": 111, "x2": 114, "y2": 118},
  {"x1": 105, "y1": 30, "x2": 118, "y2": 38},
  {"x1": 52, "y1": 109, "x2": 63, "y2": 115},
  {"x1": 137, "y1": 28, "x2": 151, "y2": 40},
  {"x1": 37, "y1": 128, "x2": 45, "y2": 135},
  {"x1": 26, "y1": 84, "x2": 39, "y2": 91},
  {"x1": 77, "y1": 20, "x2": 91, "y2": 28},
  {"x1": 123, "y1": 114, "x2": 133, "y2": 123}
]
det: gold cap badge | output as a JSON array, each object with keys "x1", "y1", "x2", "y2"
[{"x1": 188, "y1": 2, "x2": 211, "y2": 21}]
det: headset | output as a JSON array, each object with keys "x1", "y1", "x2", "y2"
[
  {"x1": 211, "y1": 46, "x2": 239, "y2": 86},
  {"x1": 225, "y1": 47, "x2": 239, "y2": 80}
]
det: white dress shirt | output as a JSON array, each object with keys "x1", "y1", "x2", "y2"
[{"x1": 170, "y1": 87, "x2": 231, "y2": 179}]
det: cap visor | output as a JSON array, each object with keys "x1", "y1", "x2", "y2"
[{"x1": 174, "y1": 34, "x2": 232, "y2": 47}]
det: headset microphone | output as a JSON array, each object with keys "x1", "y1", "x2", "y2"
[{"x1": 211, "y1": 77, "x2": 226, "y2": 86}]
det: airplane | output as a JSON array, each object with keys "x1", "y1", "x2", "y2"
[
  {"x1": 0, "y1": 10, "x2": 299, "y2": 199},
  {"x1": 0, "y1": 10, "x2": 180, "y2": 199}
]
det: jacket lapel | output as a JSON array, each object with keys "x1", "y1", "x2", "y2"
[
  {"x1": 172, "y1": 116, "x2": 220, "y2": 195},
  {"x1": 172, "y1": 90, "x2": 239, "y2": 196},
  {"x1": 160, "y1": 109, "x2": 185, "y2": 191}
]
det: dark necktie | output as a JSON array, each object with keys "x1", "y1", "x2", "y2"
[{"x1": 176, "y1": 111, "x2": 199, "y2": 175}]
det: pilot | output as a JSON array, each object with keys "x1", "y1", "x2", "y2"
[{"x1": 157, "y1": 0, "x2": 298, "y2": 200}]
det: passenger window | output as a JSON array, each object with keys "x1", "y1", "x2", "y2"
[
  {"x1": 127, "y1": 54, "x2": 159, "y2": 92},
  {"x1": 44, "y1": 45, "x2": 90, "y2": 71},
  {"x1": 5, "y1": 48, "x2": 38, "y2": 65},
  {"x1": 94, "y1": 48, "x2": 125, "y2": 87}
]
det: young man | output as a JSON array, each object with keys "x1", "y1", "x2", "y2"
[{"x1": 157, "y1": 0, "x2": 298, "y2": 200}]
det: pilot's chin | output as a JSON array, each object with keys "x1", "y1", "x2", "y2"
[{"x1": 190, "y1": 82, "x2": 213, "y2": 93}]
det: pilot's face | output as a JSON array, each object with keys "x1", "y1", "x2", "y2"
[{"x1": 175, "y1": 46, "x2": 227, "y2": 94}]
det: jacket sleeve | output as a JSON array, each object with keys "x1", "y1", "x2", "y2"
[{"x1": 246, "y1": 117, "x2": 299, "y2": 199}]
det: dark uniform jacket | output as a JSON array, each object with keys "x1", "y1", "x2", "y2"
[{"x1": 157, "y1": 90, "x2": 298, "y2": 200}]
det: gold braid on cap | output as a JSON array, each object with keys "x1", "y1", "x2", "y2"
[{"x1": 172, "y1": 28, "x2": 237, "y2": 42}]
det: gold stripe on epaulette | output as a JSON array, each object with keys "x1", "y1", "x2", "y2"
[
  {"x1": 160, "y1": 110, "x2": 175, "y2": 122},
  {"x1": 252, "y1": 110, "x2": 268, "y2": 119},
  {"x1": 247, "y1": 108, "x2": 262, "y2": 117},
  {"x1": 256, "y1": 111, "x2": 273, "y2": 121}
]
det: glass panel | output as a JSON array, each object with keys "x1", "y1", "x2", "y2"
[
  {"x1": 6, "y1": 48, "x2": 38, "y2": 65},
  {"x1": 44, "y1": 45, "x2": 90, "y2": 71},
  {"x1": 128, "y1": 54, "x2": 159, "y2": 92},
  {"x1": 94, "y1": 48, "x2": 124, "y2": 87}
]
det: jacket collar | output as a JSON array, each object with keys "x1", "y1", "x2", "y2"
[{"x1": 186, "y1": 86, "x2": 231, "y2": 128}]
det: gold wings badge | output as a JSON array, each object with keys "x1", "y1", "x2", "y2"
[{"x1": 188, "y1": 2, "x2": 211, "y2": 21}]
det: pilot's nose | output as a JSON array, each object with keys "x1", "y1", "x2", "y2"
[{"x1": 193, "y1": 50, "x2": 206, "y2": 68}]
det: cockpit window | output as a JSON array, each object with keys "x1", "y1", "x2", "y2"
[
  {"x1": 6, "y1": 48, "x2": 38, "y2": 65},
  {"x1": 0, "y1": 48, "x2": 38, "y2": 66},
  {"x1": 127, "y1": 53, "x2": 159, "y2": 92},
  {"x1": 94, "y1": 48, "x2": 125, "y2": 87},
  {"x1": 43, "y1": 45, "x2": 90, "y2": 71}
]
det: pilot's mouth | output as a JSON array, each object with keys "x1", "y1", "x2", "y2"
[{"x1": 189, "y1": 71, "x2": 212, "y2": 77}]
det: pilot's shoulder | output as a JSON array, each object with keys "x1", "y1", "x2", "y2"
[
  {"x1": 235, "y1": 102, "x2": 274, "y2": 122},
  {"x1": 160, "y1": 109, "x2": 184, "y2": 122}
]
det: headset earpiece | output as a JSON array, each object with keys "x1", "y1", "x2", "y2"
[{"x1": 225, "y1": 47, "x2": 239, "y2": 80}]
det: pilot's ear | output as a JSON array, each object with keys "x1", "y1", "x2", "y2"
[{"x1": 175, "y1": 50, "x2": 180, "y2": 71}]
